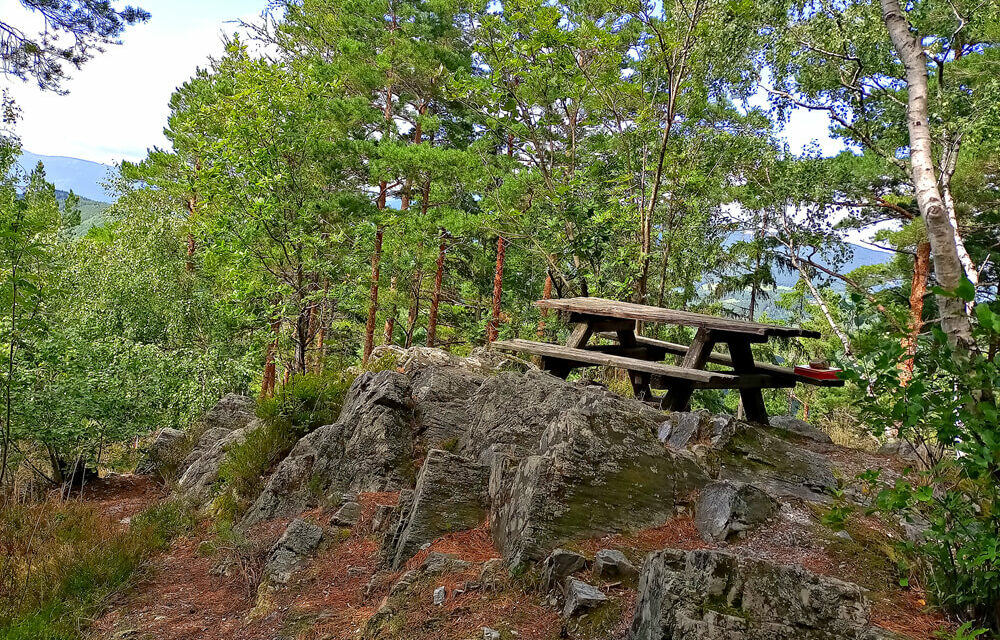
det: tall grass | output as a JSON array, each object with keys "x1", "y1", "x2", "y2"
[{"x1": 0, "y1": 498, "x2": 193, "y2": 639}]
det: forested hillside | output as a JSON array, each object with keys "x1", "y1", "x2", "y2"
[{"x1": 1, "y1": 0, "x2": 998, "y2": 637}]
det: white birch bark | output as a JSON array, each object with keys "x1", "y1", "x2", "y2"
[{"x1": 880, "y1": 0, "x2": 974, "y2": 349}]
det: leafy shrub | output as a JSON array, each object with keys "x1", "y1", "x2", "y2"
[
  {"x1": 847, "y1": 288, "x2": 1000, "y2": 632},
  {"x1": 213, "y1": 370, "x2": 356, "y2": 521}
]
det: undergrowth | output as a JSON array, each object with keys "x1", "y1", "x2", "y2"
[
  {"x1": 212, "y1": 370, "x2": 356, "y2": 522},
  {"x1": 0, "y1": 498, "x2": 193, "y2": 640}
]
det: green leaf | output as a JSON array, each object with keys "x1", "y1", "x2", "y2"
[
  {"x1": 956, "y1": 277, "x2": 976, "y2": 303},
  {"x1": 975, "y1": 305, "x2": 998, "y2": 332}
]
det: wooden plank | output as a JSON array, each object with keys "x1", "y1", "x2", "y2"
[
  {"x1": 596, "y1": 333, "x2": 844, "y2": 387},
  {"x1": 494, "y1": 339, "x2": 791, "y2": 389},
  {"x1": 728, "y1": 339, "x2": 770, "y2": 425},
  {"x1": 566, "y1": 323, "x2": 593, "y2": 349},
  {"x1": 567, "y1": 314, "x2": 635, "y2": 332},
  {"x1": 539, "y1": 298, "x2": 821, "y2": 339}
]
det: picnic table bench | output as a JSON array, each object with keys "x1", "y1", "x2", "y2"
[{"x1": 494, "y1": 297, "x2": 843, "y2": 424}]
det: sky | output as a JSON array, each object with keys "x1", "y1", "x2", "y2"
[
  {"x1": 1, "y1": 0, "x2": 267, "y2": 165},
  {"x1": 1, "y1": 0, "x2": 841, "y2": 166}
]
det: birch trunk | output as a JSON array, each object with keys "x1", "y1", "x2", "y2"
[{"x1": 880, "y1": 0, "x2": 974, "y2": 349}]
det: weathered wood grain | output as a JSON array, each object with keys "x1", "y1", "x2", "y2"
[
  {"x1": 493, "y1": 339, "x2": 793, "y2": 389},
  {"x1": 595, "y1": 333, "x2": 845, "y2": 387},
  {"x1": 538, "y1": 297, "x2": 821, "y2": 338}
]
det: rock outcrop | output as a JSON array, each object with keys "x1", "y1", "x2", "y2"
[
  {"x1": 630, "y1": 548, "x2": 903, "y2": 640},
  {"x1": 177, "y1": 394, "x2": 256, "y2": 477},
  {"x1": 382, "y1": 449, "x2": 489, "y2": 569},
  {"x1": 242, "y1": 371, "x2": 416, "y2": 526},
  {"x1": 487, "y1": 382, "x2": 710, "y2": 563},
  {"x1": 263, "y1": 518, "x2": 324, "y2": 586},
  {"x1": 175, "y1": 394, "x2": 262, "y2": 503},
  {"x1": 409, "y1": 366, "x2": 484, "y2": 449},
  {"x1": 694, "y1": 481, "x2": 778, "y2": 542},
  {"x1": 715, "y1": 425, "x2": 836, "y2": 503},
  {"x1": 135, "y1": 427, "x2": 185, "y2": 475},
  {"x1": 178, "y1": 419, "x2": 265, "y2": 502},
  {"x1": 769, "y1": 415, "x2": 834, "y2": 444}
]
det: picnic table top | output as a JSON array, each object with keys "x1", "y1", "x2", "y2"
[{"x1": 536, "y1": 297, "x2": 821, "y2": 340}]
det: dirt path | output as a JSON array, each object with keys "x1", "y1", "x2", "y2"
[
  {"x1": 77, "y1": 474, "x2": 166, "y2": 526},
  {"x1": 92, "y1": 533, "x2": 282, "y2": 640}
]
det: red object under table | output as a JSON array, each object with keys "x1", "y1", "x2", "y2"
[{"x1": 793, "y1": 365, "x2": 842, "y2": 381}]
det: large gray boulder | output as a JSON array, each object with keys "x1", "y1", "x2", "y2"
[
  {"x1": 176, "y1": 394, "x2": 256, "y2": 476},
  {"x1": 659, "y1": 411, "x2": 736, "y2": 449},
  {"x1": 489, "y1": 391, "x2": 710, "y2": 563},
  {"x1": 462, "y1": 370, "x2": 664, "y2": 464},
  {"x1": 382, "y1": 449, "x2": 489, "y2": 569},
  {"x1": 631, "y1": 548, "x2": 904, "y2": 640},
  {"x1": 769, "y1": 415, "x2": 834, "y2": 444},
  {"x1": 409, "y1": 366, "x2": 485, "y2": 449},
  {"x1": 263, "y1": 518, "x2": 324, "y2": 586},
  {"x1": 241, "y1": 371, "x2": 416, "y2": 527},
  {"x1": 716, "y1": 425, "x2": 837, "y2": 503},
  {"x1": 694, "y1": 481, "x2": 778, "y2": 542},
  {"x1": 200, "y1": 393, "x2": 256, "y2": 431},
  {"x1": 136, "y1": 427, "x2": 185, "y2": 475},
  {"x1": 177, "y1": 418, "x2": 265, "y2": 503}
]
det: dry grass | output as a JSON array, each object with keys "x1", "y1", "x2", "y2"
[{"x1": 0, "y1": 476, "x2": 184, "y2": 639}]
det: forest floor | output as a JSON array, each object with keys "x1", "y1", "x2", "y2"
[{"x1": 79, "y1": 473, "x2": 952, "y2": 640}]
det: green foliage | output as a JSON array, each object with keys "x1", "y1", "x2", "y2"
[{"x1": 848, "y1": 298, "x2": 1000, "y2": 629}]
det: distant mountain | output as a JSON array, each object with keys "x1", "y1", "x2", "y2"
[
  {"x1": 55, "y1": 190, "x2": 109, "y2": 236},
  {"x1": 712, "y1": 232, "x2": 894, "y2": 317},
  {"x1": 17, "y1": 152, "x2": 115, "y2": 202}
]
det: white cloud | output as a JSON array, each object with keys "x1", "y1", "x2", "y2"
[{"x1": 1, "y1": 0, "x2": 266, "y2": 165}]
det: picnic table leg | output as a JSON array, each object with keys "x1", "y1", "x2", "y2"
[
  {"x1": 566, "y1": 322, "x2": 593, "y2": 349},
  {"x1": 663, "y1": 328, "x2": 715, "y2": 412},
  {"x1": 727, "y1": 340, "x2": 769, "y2": 425},
  {"x1": 615, "y1": 329, "x2": 653, "y2": 398},
  {"x1": 541, "y1": 357, "x2": 572, "y2": 380},
  {"x1": 540, "y1": 321, "x2": 594, "y2": 379}
]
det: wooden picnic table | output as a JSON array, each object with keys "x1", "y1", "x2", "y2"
[{"x1": 494, "y1": 297, "x2": 842, "y2": 425}]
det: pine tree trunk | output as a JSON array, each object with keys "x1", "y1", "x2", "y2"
[
  {"x1": 426, "y1": 231, "x2": 447, "y2": 348},
  {"x1": 880, "y1": 0, "x2": 974, "y2": 349},
  {"x1": 362, "y1": 226, "x2": 384, "y2": 363},
  {"x1": 384, "y1": 275, "x2": 397, "y2": 345},
  {"x1": 900, "y1": 242, "x2": 931, "y2": 383},
  {"x1": 487, "y1": 236, "x2": 506, "y2": 343},
  {"x1": 405, "y1": 270, "x2": 422, "y2": 348},
  {"x1": 363, "y1": 84, "x2": 394, "y2": 364},
  {"x1": 537, "y1": 273, "x2": 553, "y2": 338},
  {"x1": 261, "y1": 319, "x2": 280, "y2": 397}
]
